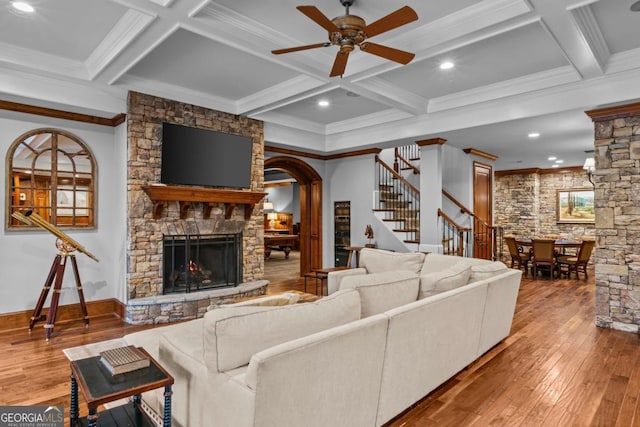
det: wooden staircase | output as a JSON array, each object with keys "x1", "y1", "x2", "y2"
[{"x1": 374, "y1": 158, "x2": 420, "y2": 250}]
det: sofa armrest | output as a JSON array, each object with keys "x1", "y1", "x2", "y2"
[{"x1": 327, "y1": 267, "x2": 366, "y2": 294}]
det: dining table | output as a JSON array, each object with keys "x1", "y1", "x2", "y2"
[{"x1": 515, "y1": 238, "x2": 582, "y2": 251}]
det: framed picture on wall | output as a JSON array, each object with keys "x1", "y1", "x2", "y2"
[{"x1": 557, "y1": 188, "x2": 595, "y2": 223}]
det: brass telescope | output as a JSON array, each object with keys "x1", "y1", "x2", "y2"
[{"x1": 11, "y1": 210, "x2": 99, "y2": 262}]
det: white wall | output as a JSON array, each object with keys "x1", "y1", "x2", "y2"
[
  {"x1": 0, "y1": 112, "x2": 126, "y2": 313},
  {"x1": 442, "y1": 145, "x2": 473, "y2": 226}
]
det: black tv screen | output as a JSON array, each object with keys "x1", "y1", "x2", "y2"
[{"x1": 161, "y1": 123, "x2": 253, "y2": 189}]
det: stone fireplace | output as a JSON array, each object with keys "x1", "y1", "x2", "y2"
[{"x1": 124, "y1": 91, "x2": 268, "y2": 324}]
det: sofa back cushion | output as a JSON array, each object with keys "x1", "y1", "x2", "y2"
[
  {"x1": 419, "y1": 261, "x2": 472, "y2": 298},
  {"x1": 339, "y1": 270, "x2": 420, "y2": 317},
  {"x1": 359, "y1": 248, "x2": 425, "y2": 274},
  {"x1": 469, "y1": 261, "x2": 508, "y2": 283},
  {"x1": 203, "y1": 289, "x2": 361, "y2": 372}
]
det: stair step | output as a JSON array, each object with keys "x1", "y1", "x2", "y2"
[
  {"x1": 393, "y1": 228, "x2": 418, "y2": 233},
  {"x1": 404, "y1": 239, "x2": 420, "y2": 244}
]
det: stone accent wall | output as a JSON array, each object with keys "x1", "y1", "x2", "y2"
[
  {"x1": 495, "y1": 169, "x2": 595, "y2": 240},
  {"x1": 126, "y1": 91, "x2": 265, "y2": 301},
  {"x1": 588, "y1": 103, "x2": 640, "y2": 333}
]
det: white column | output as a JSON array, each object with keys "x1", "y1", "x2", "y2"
[{"x1": 418, "y1": 139, "x2": 445, "y2": 253}]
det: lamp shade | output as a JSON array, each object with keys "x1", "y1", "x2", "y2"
[
  {"x1": 263, "y1": 202, "x2": 273, "y2": 211},
  {"x1": 267, "y1": 213, "x2": 278, "y2": 220},
  {"x1": 583, "y1": 157, "x2": 595, "y2": 171}
]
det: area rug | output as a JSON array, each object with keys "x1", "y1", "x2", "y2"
[{"x1": 62, "y1": 338, "x2": 128, "y2": 361}]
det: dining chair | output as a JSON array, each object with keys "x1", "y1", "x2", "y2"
[
  {"x1": 556, "y1": 238, "x2": 595, "y2": 279},
  {"x1": 531, "y1": 239, "x2": 557, "y2": 280},
  {"x1": 505, "y1": 236, "x2": 530, "y2": 275}
]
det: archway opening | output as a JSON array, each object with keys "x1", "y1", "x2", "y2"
[{"x1": 264, "y1": 156, "x2": 322, "y2": 275}]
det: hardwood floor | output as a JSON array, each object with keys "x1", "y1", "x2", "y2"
[{"x1": 2, "y1": 266, "x2": 640, "y2": 426}]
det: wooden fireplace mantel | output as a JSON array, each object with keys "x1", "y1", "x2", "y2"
[{"x1": 141, "y1": 185, "x2": 267, "y2": 220}]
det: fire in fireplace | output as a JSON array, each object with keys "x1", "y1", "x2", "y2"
[{"x1": 163, "y1": 233, "x2": 242, "y2": 294}]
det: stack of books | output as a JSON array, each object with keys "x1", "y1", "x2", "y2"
[{"x1": 99, "y1": 345, "x2": 150, "y2": 375}]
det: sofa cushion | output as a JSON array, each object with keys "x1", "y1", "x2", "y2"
[
  {"x1": 421, "y1": 253, "x2": 476, "y2": 274},
  {"x1": 203, "y1": 289, "x2": 361, "y2": 372},
  {"x1": 419, "y1": 261, "x2": 472, "y2": 298},
  {"x1": 359, "y1": 248, "x2": 425, "y2": 274},
  {"x1": 469, "y1": 261, "x2": 508, "y2": 283},
  {"x1": 339, "y1": 271, "x2": 419, "y2": 317}
]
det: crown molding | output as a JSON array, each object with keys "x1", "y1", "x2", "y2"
[
  {"x1": 0, "y1": 67, "x2": 125, "y2": 116},
  {"x1": 86, "y1": 9, "x2": 156, "y2": 79},
  {"x1": 463, "y1": 148, "x2": 498, "y2": 161},
  {"x1": 237, "y1": 75, "x2": 327, "y2": 115},
  {"x1": 585, "y1": 101, "x2": 640, "y2": 122},
  {"x1": 116, "y1": 73, "x2": 237, "y2": 114},
  {"x1": 254, "y1": 111, "x2": 326, "y2": 135},
  {"x1": 606, "y1": 48, "x2": 640, "y2": 74},
  {"x1": 416, "y1": 138, "x2": 447, "y2": 147},
  {"x1": 348, "y1": 78, "x2": 427, "y2": 115},
  {"x1": 265, "y1": 145, "x2": 380, "y2": 161},
  {"x1": 570, "y1": 5, "x2": 610, "y2": 72},
  {"x1": 326, "y1": 109, "x2": 412, "y2": 135},
  {"x1": 149, "y1": 0, "x2": 174, "y2": 6},
  {"x1": 428, "y1": 66, "x2": 580, "y2": 113},
  {"x1": 0, "y1": 100, "x2": 125, "y2": 126},
  {"x1": 495, "y1": 165, "x2": 584, "y2": 176},
  {"x1": 0, "y1": 42, "x2": 87, "y2": 80}
]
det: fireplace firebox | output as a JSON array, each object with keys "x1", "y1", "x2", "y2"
[{"x1": 163, "y1": 233, "x2": 242, "y2": 294}]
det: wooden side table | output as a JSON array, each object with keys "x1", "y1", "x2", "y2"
[
  {"x1": 304, "y1": 267, "x2": 348, "y2": 296},
  {"x1": 70, "y1": 347, "x2": 174, "y2": 427}
]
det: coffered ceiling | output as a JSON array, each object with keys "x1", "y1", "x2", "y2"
[{"x1": 1, "y1": 0, "x2": 639, "y2": 170}]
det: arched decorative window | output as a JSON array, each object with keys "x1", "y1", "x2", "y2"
[{"x1": 6, "y1": 128, "x2": 96, "y2": 229}]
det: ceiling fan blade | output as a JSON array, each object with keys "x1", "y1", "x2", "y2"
[
  {"x1": 297, "y1": 6, "x2": 340, "y2": 33},
  {"x1": 360, "y1": 42, "x2": 415, "y2": 65},
  {"x1": 272, "y1": 42, "x2": 330, "y2": 55},
  {"x1": 363, "y1": 6, "x2": 418, "y2": 38},
  {"x1": 330, "y1": 51, "x2": 349, "y2": 77}
]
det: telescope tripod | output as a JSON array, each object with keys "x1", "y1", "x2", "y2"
[{"x1": 30, "y1": 251, "x2": 89, "y2": 341}]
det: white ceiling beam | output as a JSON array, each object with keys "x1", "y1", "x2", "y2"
[{"x1": 530, "y1": 0, "x2": 605, "y2": 79}]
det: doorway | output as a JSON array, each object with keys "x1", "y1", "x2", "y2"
[
  {"x1": 264, "y1": 156, "x2": 323, "y2": 276},
  {"x1": 473, "y1": 161, "x2": 493, "y2": 259}
]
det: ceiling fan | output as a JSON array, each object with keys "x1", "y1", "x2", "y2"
[{"x1": 272, "y1": 0, "x2": 418, "y2": 77}]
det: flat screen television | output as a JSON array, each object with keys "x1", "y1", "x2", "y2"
[{"x1": 160, "y1": 122, "x2": 253, "y2": 189}]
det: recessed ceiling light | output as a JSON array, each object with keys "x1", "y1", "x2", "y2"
[
  {"x1": 318, "y1": 100, "x2": 329, "y2": 107},
  {"x1": 548, "y1": 156, "x2": 557, "y2": 161},
  {"x1": 440, "y1": 61, "x2": 454, "y2": 70},
  {"x1": 528, "y1": 132, "x2": 540, "y2": 138},
  {"x1": 11, "y1": 1, "x2": 34, "y2": 12},
  {"x1": 555, "y1": 159, "x2": 564, "y2": 164}
]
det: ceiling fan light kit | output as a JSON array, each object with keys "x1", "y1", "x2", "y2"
[{"x1": 272, "y1": 0, "x2": 418, "y2": 77}]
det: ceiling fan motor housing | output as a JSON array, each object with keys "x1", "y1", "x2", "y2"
[{"x1": 330, "y1": 14, "x2": 366, "y2": 47}]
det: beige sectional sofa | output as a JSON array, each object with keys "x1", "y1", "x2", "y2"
[{"x1": 124, "y1": 249, "x2": 522, "y2": 427}]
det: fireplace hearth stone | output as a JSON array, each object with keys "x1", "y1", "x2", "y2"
[{"x1": 125, "y1": 280, "x2": 268, "y2": 325}]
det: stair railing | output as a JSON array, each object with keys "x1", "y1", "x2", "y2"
[
  {"x1": 442, "y1": 190, "x2": 504, "y2": 261},
  {"x1": 437, "y1": 208, "x2": 471, "y2": 257},
  {"x1": 394, "y1": 147, "x2": 420, "y2": 174},
  {"x1": 375, "y1": 156, "x2": 420, "y2": 244}
]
